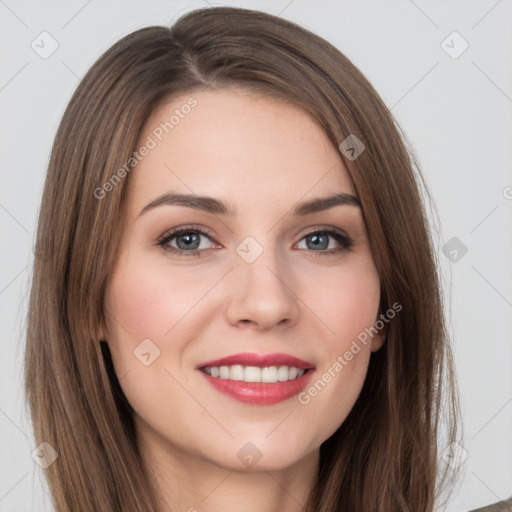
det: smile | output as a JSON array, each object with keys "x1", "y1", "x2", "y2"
[{"x1": 196, "y1": 352, "x2": 315, "y2": 405}]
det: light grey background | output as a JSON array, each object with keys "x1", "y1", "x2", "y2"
[{"x1": 1, "y1": 1, "x2": 511, "y2": 511}]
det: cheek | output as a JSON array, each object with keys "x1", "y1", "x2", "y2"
[
  {"x1": 108, "y1": 274, "x2": 159, "y2": 340},
  {"x1": 102, "y1": 255, "x2": 173, "y2": 382},
  {"x1": 102, "y1": 257, "x2": 186, "y2": 418},
  {"x1": 307, "y1": 257, "x2": 381, "y2": 345},
  {"x1": 105, "y1": 255, "x2": 209, "y2": 349},
  {"x1": 295, "y1": 259, "x2": 379, "y2": 440}
]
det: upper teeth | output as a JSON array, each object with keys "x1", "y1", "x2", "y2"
[{"x1": 202, "y1": 365, "x2": 306, "y2": 383}]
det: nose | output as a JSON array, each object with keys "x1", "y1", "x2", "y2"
[{"x1": 225, "y1": 244, "x2": 300, "y2": 331}]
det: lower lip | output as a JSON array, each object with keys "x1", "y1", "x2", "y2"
[{"x1": 199, "y1": 370, "x2": 315, "y2": 405}]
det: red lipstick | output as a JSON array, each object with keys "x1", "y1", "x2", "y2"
[
  {"x1": 196, "y1": 352, "x2": 315, "y2": 406},
  {"x1": 195, "y1": 352, "x2": 314, "y2": 370}
]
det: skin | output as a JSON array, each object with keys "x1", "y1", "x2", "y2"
[{"x1": 101, "y1": 87, "x2": 385, "y2": 512}]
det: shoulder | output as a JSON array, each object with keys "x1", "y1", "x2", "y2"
[{"x1": 469, "y1": 497, "x2": 512, "y2": 511}]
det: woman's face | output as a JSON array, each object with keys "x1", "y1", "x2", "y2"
[{"x1": 102, "y1": 87, "x2": 384, "y2": 472}]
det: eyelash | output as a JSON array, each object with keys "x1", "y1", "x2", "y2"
[{"x1": 156, "y1": 224, "x2": 354, "y2": 258}]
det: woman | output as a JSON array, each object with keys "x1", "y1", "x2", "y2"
[{"x1": 25, "y1": 6, "x2": 463, "y2": 511}]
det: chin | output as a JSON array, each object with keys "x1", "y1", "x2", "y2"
[{"x1": 200, "y1": 436, "x2": 318, "y2": 473}]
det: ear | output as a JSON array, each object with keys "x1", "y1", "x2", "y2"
[
  {"x1": 370, "y1": 307, "x2": 389, "y2": 352},
  {"x1": 370, "y1": 329, "x2": 387, "y2": 352},
  {"x1": 96, "y1": 315, "x2": 109, "y2": 342}
]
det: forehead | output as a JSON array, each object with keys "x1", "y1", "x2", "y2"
[{"x1": 126, "y1": 87, "x2": 355, "y2": 214}]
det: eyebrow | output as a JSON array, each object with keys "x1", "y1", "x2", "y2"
[{"x1": 138, "y1": 192, "x2": 361, "y2": 218}]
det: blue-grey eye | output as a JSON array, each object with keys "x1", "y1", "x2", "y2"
[
  {"x1": 174, "y1": 232, "x2": 201, "y2": 250},
  {"x1": 305, "y1": 233, "x2": 330, "y2": 250}
]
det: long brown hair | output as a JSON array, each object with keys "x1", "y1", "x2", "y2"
[{"x1": 25, "y1": 6, "x2": 460, "y2": 511}]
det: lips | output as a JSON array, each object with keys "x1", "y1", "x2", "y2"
[
  {"x1": 195, "y1": 352, "x2": 315, "y2": 370},
  {"x1": 196, "y1": 352, "x2": 316, "y2": 405}
]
